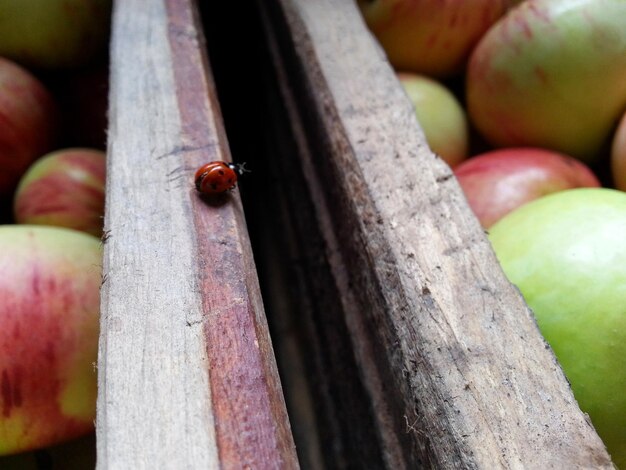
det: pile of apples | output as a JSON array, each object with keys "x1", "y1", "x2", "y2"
[
  {"x1": 0, "y1": 0, "x2": 111, "y2": 463},
  {"x1": 359, "y1": 0, "x2": 626, "y2": 466}
]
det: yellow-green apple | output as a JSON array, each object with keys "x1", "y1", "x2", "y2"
[
  {"x1": 0, "y1": 57, "x2": 57, "y2": 197},
  {"x1": 14, "y1": 149, "x2": 106, "y2": 237},
  {"x1": 358, "y1": 0, "x2": 512, "y2": 78},
  {"x1": 489, "y1": 188, "x2": 626, "y2": 468},
  {"x1": 0, "y1": 0, "x2": 112, "y2": 70},
  {"x1": 467, "y1": 0, "x2": 626, "y2": 163},
  {"x1": 611, "y1": 110, "x2": 626, "y2": 191},
  {"x1": 0, "y1": 225, "x2": 101, "y2": 455},
  {"x1": 455, "y1": 148, "x2": 600, "y2": 228},
  {"x1": 398, "y1": 73, "x2": 468, "y2": 167}
]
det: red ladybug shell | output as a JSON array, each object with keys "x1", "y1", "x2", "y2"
[{"x1": 194, "y1": 161, "x2": 238, "y2": 195}]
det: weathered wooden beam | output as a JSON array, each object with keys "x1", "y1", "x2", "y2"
[
  {"x1": 97, "y1": 1, "x2": 298, "y2": 468},
  {"x1": 259, "y1": 0, "x2": 613, "y2": 468}
]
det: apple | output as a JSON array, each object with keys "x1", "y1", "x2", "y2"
[
  {"x1": 358, "y1": 0, "x2": 512, "y2": 78},
  {"x1": 0, "y1": 0, "x2": 113, "y2": 70},
  {"x1": 488, "y1": 188, "x2": 626, "y2": 468},
  {"x1": 13, "y1": 149, "x2": 106, "y2": 237},
  {"x1": 454, "y1": 148, "x2": 600, "y2": 228},
  {"x1": 466, "y1": 0, "x2": 626, "y2": 163},
  {"x1": 398, "y1": 73, "x2": 468, "y2": 167},
  {"x1": 611, "y1": 110, "x2": 626, "y2": 192},
  {"x1": 0, "y1": 225, "x2": 101, "y2": 455},
  {"x1": 0, "y1": 57, "x2": 58, "y2": 197}
]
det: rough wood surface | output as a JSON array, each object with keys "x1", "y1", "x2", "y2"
[
  {"x1": 260, "y1": 0, "x2": 615, "y2": 468},
  {"x1": 255, "y1": 91, "x2": 390, "y2": 469},
  {"x1": 97, "y1": 1, "x2": 298, "y2": 468}
]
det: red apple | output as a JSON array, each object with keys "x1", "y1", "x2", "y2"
[
  {"x1": 455, "y1": 148, "x2": 600, "y2": 228},
  {"x1": 0, "y1": 0, "x2": 112, "y2": 70},
  {"x1": 14, "y1": 149, "x2": 106, "y2": 238},
  {"x1": 0, "y1": 58, "x2": 58, "y2": 197},
  {"x1": 358, "y1": 0, "x2": 513, "y2": 78},
  {"x1": 0, "y1": 225, "x2": 101, "y2": 455},
  {"x1": 398, "y1": 72, "x2": 468, "y2": 167},
  {"x1": 467, "y1": 0, "x2": 626, "y2": 163},
  {"x1": 611, "y1": 111, "x2": 626, "y2": 192}
]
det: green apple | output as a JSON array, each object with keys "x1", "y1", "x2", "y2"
[
  {"x1": 398, "y1": 73, "x2": 468, "y2": 167},
  {"x1": 489, "y1": 188, "x2": 626, "y2": 467},
  {"x1": 0, "y1": 0, "x2": 112, "y2": 69},
  {"x1": 14, "y1": 148, "x2": 106, "y2": 237},
  {"x1": 0, "y1": 225, "x2": 101, "y2": 455},
  {"x1": 467, "y1": 0, "x2": 626, "y2": 163}
]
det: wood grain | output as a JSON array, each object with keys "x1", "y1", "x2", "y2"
[
  {"x1": 97, "y1": 1, "x2": 297, "y2": 468},
  {"x1": 260, "y1": 0, "x2": 615, "y2": 468}
]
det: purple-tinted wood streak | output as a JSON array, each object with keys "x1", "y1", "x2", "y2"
[{"x1": 164, "y1": 1, "x2": 298, "y2": 468}]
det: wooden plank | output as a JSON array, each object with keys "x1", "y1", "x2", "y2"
[
  {"x1": 257, "y1": 102, "x2": 390, "y2": 469},
  {"x1": 259, "y1": 0, "x2": 614, "y2": 468},
  {"x1": 230, "y1": 21, "x2": 389, "y2": 465},
  {"x1": 97, "y1": 1, "x2": 298, "y2": 468}
]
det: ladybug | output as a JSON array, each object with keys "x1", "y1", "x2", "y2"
[{"x1": 194, "y1": 161, "x2": 247, "y2": 195}]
